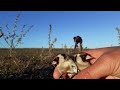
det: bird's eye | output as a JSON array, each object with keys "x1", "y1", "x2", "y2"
[
  {"x1": 72, "y1": 65, "x2": 76, "y2": 69},
  {"x1": 72, "y1": 65, "x2": 75, "y2": 68}
]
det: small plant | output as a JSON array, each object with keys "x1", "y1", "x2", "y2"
[
  {"x1": 48, "y1": 24, "x2": 57, "y2": 56},
  {"x1": 116, "y1": 27, "x2": 120, "y2": 46},
  {"x1": 64, "y1": 44, "x2": 67, "y2": 49},
  {"x1": 0, "y1": 14, "x2": 33, "y2": 57}
]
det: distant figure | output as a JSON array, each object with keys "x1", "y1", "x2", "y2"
[
  {"x1": 0, "y1": 30, "x2": 3, "y2": 38},
  {"x1": 73, "y1": 36, "x2": 83, "y2": 51}
]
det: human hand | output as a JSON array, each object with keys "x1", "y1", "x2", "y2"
[{"x1": 72, "y1": 46, "x2": 120, "y2": 79}]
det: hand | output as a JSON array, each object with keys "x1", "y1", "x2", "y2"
[{"x1": 72, "y1": 46, "x2": 120, "y2": 79}]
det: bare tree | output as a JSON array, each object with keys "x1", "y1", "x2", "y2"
[{"x1": 0, "y1": 14, "x2": 33, "y2": 57}]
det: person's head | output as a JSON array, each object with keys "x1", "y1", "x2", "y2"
[
  {"x1": 73, "y1": 36, "x2": 76, "y2": 42},
  {"x1": 73, "y1": 36, "x2": 82, "y2": 43},
  {"x1": 0, "y1": 30, "x2": 3, "y2": 38}
]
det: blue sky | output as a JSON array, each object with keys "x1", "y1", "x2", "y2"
[{"x1": 0, "y1": 11, "x2": 119, "y2": 48}]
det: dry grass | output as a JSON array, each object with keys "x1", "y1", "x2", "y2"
[{"x1": 0, "y1": 48, "x2": 81, "y2": 79}]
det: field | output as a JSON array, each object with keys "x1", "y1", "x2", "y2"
[{"x1": 0, "y1": 48, "x2": 81, "y2": 79}]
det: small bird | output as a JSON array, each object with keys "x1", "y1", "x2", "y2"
[{"x1": 52, "y1": 53, "x2": 93, "y2": 79}]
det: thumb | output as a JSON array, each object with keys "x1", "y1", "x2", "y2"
[
  {"x1": 53, "y1": 65, "x2": 61, "y2": 79},
  {"x1": 72, "y1": 55, "x2": 111, "y2": 79}
]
